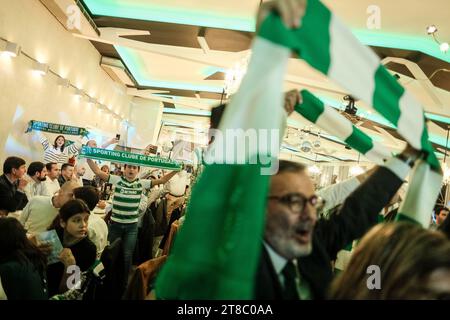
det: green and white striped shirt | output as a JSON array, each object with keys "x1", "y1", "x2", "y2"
[{"x1": 109, "y1": 175, "x2": 152, "y2": 224}]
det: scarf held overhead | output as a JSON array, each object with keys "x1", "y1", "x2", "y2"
[
  {"x1": 26, "y1": 120, "x2": 90, "y2": 137},
  {"x1": 79, "y1": 146, "x2": 182, "y2": 170}
]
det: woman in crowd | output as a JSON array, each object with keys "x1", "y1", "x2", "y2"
[
  {"x1": 329, "y1": 222, "x2": 450, "y2": 299},
  {"x1": 38, "y1": 134, "x2": 82, "y2": 165},
  {"x1": 46, "y1": 199, "x2": 97, "y2": 296},
  {"x1": 0, "y1": 218, "x2": 48, "y2": 300}
]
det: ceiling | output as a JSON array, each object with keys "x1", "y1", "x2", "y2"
[{"x1": 41, "y1": 0, "x2": 450, "y2": 163}]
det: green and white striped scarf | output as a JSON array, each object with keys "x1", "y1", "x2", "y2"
[
  {"x1": 155, "y1": 0, "x2": 442, "y2": 298},
  {"x1": 258, "y1": 0, "x2": 442, "y2": 227},
  {"x1": 295, "y1": 89, "x2": 441, "y2": 227}
]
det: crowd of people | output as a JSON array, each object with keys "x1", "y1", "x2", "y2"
[
  {"x1": 2, "y1": 108, "x2": 448, "y2": 300},
  {"x1": 1, "y1": 0, "x2": 449, "y2": 301},
  {"x1": 0, "y1": 134, "x2": 191, "y2": 300}
]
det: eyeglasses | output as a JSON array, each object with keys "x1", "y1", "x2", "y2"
[{"x1": 268, "y1": 193, "x2": 325, "y2": 213}]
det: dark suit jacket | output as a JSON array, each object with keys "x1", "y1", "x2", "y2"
[
  {"x1": 0, "y1": 174, "x2": 28, "y2": 213},
  {"x1": 254, "y1": 165, "x2": 403, "y2": 300}
]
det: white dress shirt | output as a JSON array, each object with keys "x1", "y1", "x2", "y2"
[{"x1": 43, "y1": 177, "x2": 60, "y2": 196}]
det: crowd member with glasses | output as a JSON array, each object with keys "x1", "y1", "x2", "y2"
[
  {"x1": 255, "y1": 143, "x2": 421, "y2": 300},
  {"x1": 19, "y1": 180, "x2": 78, "y2": 236},
  {"x1": 208, "y1": 88, "x2": 421, "y2": 299}
]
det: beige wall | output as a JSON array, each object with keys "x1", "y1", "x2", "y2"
[{"x1": 0, "y1": 0, "x2": 132, "y2": 164}]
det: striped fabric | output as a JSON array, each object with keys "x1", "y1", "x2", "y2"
[
  {"x1": 296, "y1": 89, "x2": 440, "y2": 227},
  {"x1": 109, "y1": 175, "x2": 152, "y2": 224},
  {"x1": 257, "y1": 0, "x2": 442, "y2": 228},
  {"x1": 259, "y1": 0, "x2": 439, "y2": 168},
  {"x1": 40, "y1": 136, "x2": 81, "y2": 164},
  {"x1": 296, "y1": 90, "x2": 391, "y2": 165},
  {"x1": 156, "y1": 37, "x2": 289, "y2": 299}
]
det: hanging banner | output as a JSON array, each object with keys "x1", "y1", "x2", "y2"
[
  {"x1": 79, "y1": 146, "x2": 182, "y2": 170},
  {"x1": 26, "y1": 120, "x2": 90, "y2": 137}
]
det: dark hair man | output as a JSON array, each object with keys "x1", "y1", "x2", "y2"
[{"x1": 0, "y1": 157, "x2": 28, "y2": 216}]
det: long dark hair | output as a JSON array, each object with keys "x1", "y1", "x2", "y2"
[
  {"x1": 53, "y1": 135, "x2": 66, "y2": 152},
  {"x1": 48, "y1": 199, "x2": 90, "y2": 231},
  {"x1": 0, "y1": 218, "x2": 47, "y2": 274}
]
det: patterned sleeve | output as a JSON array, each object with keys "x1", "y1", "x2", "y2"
[
  {"x1": 67, "y1": 141, "x2": 82, "y2": 156},
  {"x1": 38, "y1": 132, "x2": 49, "y2": 151}
]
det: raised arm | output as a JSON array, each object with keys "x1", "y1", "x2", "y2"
[
  {"x1": 151, "y1": 170, "x2": 178, "y2": 187},
  {"x1": 67, "y1": 137, "x2": 95, "y2": 156},
  {"x1": 317, "y1": 167, "x2": 375, "y2": 215},
  {"x1": 314, "y1": 145, "x2": 420, "y2": 259},
  {"x1": 35, "y1": 131, "x2": 49, "y2": 151},
  {"x1": 101, "y1": 137, "x2": 119, "y2": 149},
  {"x1": 87, "y1": 159, "x2": 109, "y2": 181}
]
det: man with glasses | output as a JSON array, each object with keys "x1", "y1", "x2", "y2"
[
  {"x1": 255, "y1": 145, "x2": 421, "y2": 300},
  {"x1": 19, "y1": 180, "x2": 78, "y2": 235}
]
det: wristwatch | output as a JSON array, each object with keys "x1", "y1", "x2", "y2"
[{"x1": 396, "y1": 152, "x2": 419, "y2": 168}]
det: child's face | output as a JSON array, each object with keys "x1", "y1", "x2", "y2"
[{"x1": 62, "y1": 212, "x2": 89, "y2": 239}]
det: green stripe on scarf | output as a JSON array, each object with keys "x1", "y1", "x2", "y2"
[
  {"x1": 372, "y1": 66, "x2": 402, "y2": 126},
  {"x1": 259, "y1": 0, "x2": 331, "y2": 74},
  {"x1": 79, "y1": 146, "x2": 182, "y2": 170},
  {"x1": 345, "y1": 127, "x2": 374, "y2": 155},
  {"x1": 26, "y1": 120, "x2": 90, "y2": 137}
]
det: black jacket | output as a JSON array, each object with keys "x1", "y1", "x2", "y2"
[
  {"x1": 0, "y1": 174, "x2": 28, "y2": 213},
  {"x1": 254, "y1": 165, "x2": 403, "y2": 300}
]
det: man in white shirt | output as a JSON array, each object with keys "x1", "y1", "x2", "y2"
[
  {"x1": 43, "y1": 162, "x2": 61, "y2": 196},
  {"x1": 24, "y1": 162, "x2": 48, "y2": 199},
  {"x1": 165, "y1": 169, "x2": 190, "y2": 197},
  {"x1": 19, "y1": 180, "x2": 78, "y2": 235}
]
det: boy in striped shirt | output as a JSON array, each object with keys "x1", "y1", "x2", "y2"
[{"x1": 87, "y1": 159, "x2": 179, "y2": 280}]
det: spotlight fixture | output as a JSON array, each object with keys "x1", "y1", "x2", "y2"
[
  {"x1": 32, "y1": 61, "x2": 49, "y2": 76},
  {"x1": 343, "y1": 95, "x2": 357, "y2": 116},
  {"x1": 426, "y1": 24, "x2": 449, "y2": 53},
  {"x1": 426, "y1": 25, "x2": 438, "y2": 35},
  {"x1": 300, "y1": 140, "x2": 313, "y2": 153},
  {"x1": 0, "y1": 40, "x2": 21, "y2": 57}
]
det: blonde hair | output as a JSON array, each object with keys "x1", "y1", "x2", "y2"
[{"x1": 329, "y1": 222, "x2": 450, "y2": 299}]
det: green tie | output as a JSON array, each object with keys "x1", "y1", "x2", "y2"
[{"x1": 282, "y1": 261, "x2": 300, "y2": 300}]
